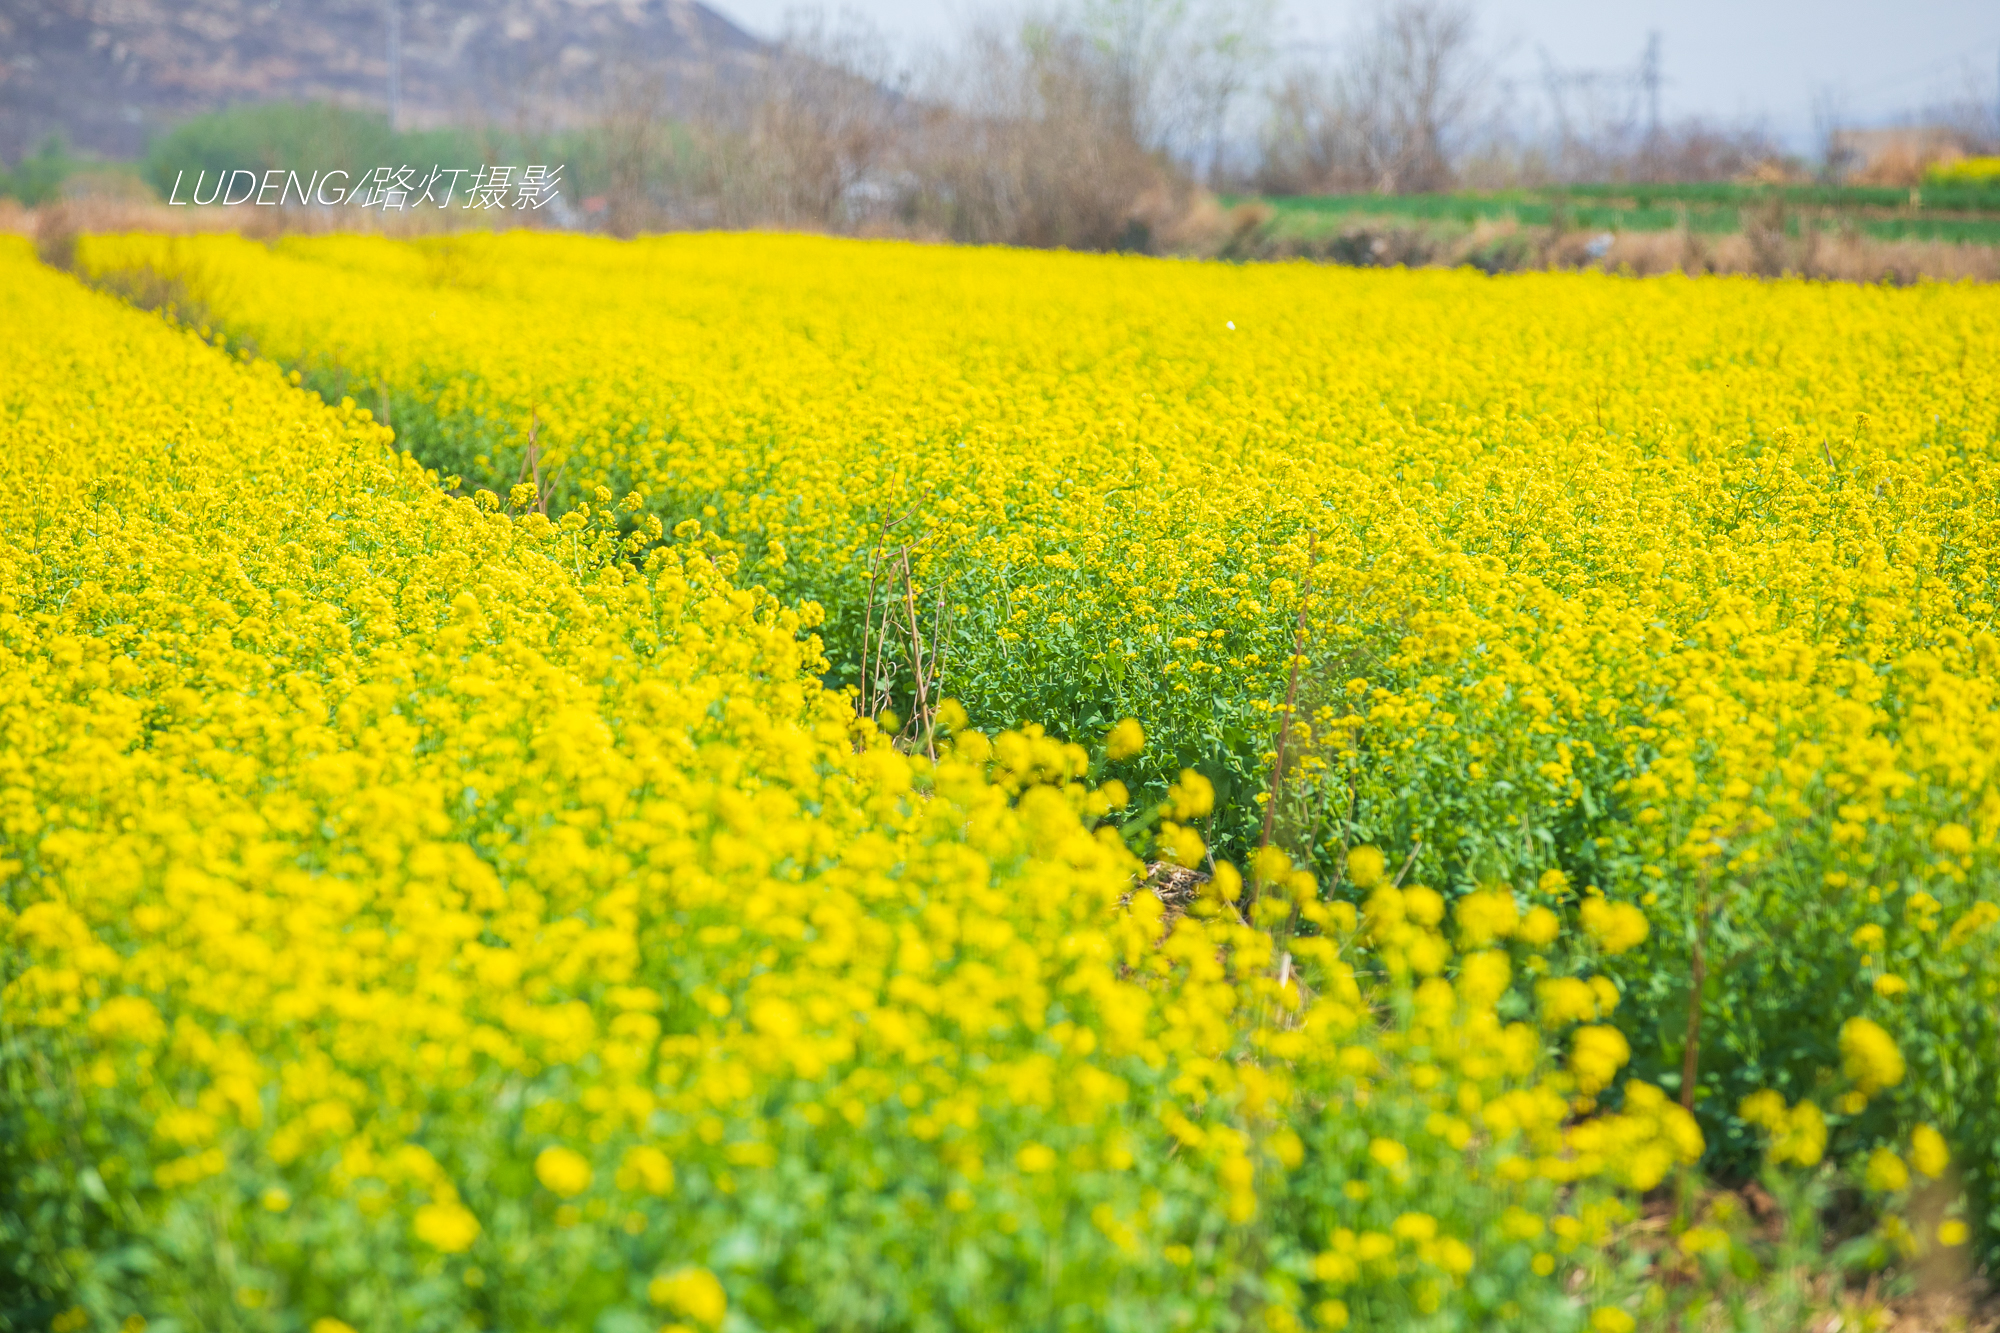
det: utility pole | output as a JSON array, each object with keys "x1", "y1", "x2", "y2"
[{"x1": 386, "y1": 0, "x2": 402, "y2": 132}]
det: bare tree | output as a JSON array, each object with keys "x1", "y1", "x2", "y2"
[
  {"x1": 1357, "y1": 1, "x2": 1483, "y2": 190},
  {"x1": 1918, "y1": 59, "x2": 2000, "y2": 158},
  {"x1": 1075, "y1": 0, "x2": 1275, "y2": 182},
  {"x1": 1259, "y1": 15, "x2": 1782, "y2": 194},
  {"x1": 1180, "y1": 3, "x2": 1278, "y2": 182},
  {"x1": 1811, "y1": 85, "x2": 1856, "y2": 184},
  {"x1": 737, "y1": 15, "x2": 905, "y2": 226},
  {"x1": 1258, "y1": 67, "x2": 1357, "y2": 194},
  {"x1": 907, "y1": 17, "x2": 1171, "y2": 249},
  {"x1": 1257, "y1": 0, "x2": 1489, "y2": 194},
  {"x1": 603, "y1": 12, "x2": 906, "y2": 232},
  {"x1": 598, "y1": 61, "x2": 670, "y2": 237}
]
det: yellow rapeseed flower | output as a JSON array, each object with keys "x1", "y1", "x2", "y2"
[
  {"x1": 1839, "y1": 1018, "x2": 1906, "y2": 1095},
  {"x1": 1864, "y1": 1148, "x2": 1910, "y2": 1193},
  {"x1": 1105, "y1": 717, "x2": 1146, "y2": 761},
  {"x1": 1346, "y1": 847, "x2": 1386, "y2": 890},
  {"x1": 413, "y1": 1202, "x2": 482, "y2": 1254},
  {"x1": 1579, "y1": 899, "x2": 1649, "y2": 955},
  {"x1": 535, "y1": 1146, "x2": 594, "y2": 1198},
  {"x1": 648, "y1": 1267, "x2": 728, "y2": 1328},
  {"x1": 1910, "y1": 1126, "x2": 1952, "y2": 1178}
]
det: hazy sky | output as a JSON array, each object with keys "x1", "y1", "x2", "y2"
[{"x1": 712, "y1": 0, "x2": 2000, "y2": 144}]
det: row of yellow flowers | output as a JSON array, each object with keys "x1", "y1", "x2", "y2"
[{"x1": 3, "y1": 238, "x2": 1745, "y2": 1330}]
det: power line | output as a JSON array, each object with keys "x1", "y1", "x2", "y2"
[
  {"x1": 1835, "y1": 37, "x2": 2000, "y2": 102},
  {"x1": 1538, "y1": 37, "x2": 1658, "y2": 139}
]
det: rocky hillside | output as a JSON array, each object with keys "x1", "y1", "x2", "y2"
[{"x1": 0, "y1": 0, "x2": 764, "y2": 161}]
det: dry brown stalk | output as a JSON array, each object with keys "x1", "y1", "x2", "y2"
[
  {"x1": 857, "y1": 507, "x2": 953, "y2": 757},
  {"x1": 1261, "y1": 531, "x2": 1319, "y2": 850}
]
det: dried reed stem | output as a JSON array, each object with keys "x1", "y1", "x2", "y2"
[{"x1": 1261, "y1": 531, "x2": 1319, "y2": 849}]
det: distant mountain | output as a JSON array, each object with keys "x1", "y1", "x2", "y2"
[{"x1": 0, "y1": 0, "x2": 767, "y2": 162}]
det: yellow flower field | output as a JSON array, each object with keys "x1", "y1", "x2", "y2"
[{"x1": 5, "y1": 229, "x2": 1997, "y2": 1329}]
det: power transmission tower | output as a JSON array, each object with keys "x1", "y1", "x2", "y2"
[
  {"x1": 386, "y1": 0, "x2": 403, "y2": 132},
  {"x1": 1641, "y1": 32, "x2": 1660, "y2": 143},
  {"x1": 1639, "y1": 31, "x2": 1660, "y2": 178},
  {"x1": 1539, "y1": 39, "x2": 1665, "y2": 182}
]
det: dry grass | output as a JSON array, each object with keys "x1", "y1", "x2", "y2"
[
  {"x1": 1199, "y1": 208, "x2": 2000, "y2": 284},
  {"x1": 9, "y1": 176, "x2": 1995, "y2": 289},
  {"x1": 1873, "y1": 1282, "x2": 2000, "y2": 1333},
  {"x1": 1, "y1": 197, "x2": 221, "y2": 239},
  {"x1": 1, "y1": 197, "x2": 541, "y2": 242},
  {"x1": 1594, "y1": 228, "x2": 2000, "y2": 283},
  {"x1": 1609, "y1": 1179, "x2": 2000, "y2": 1333}
]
